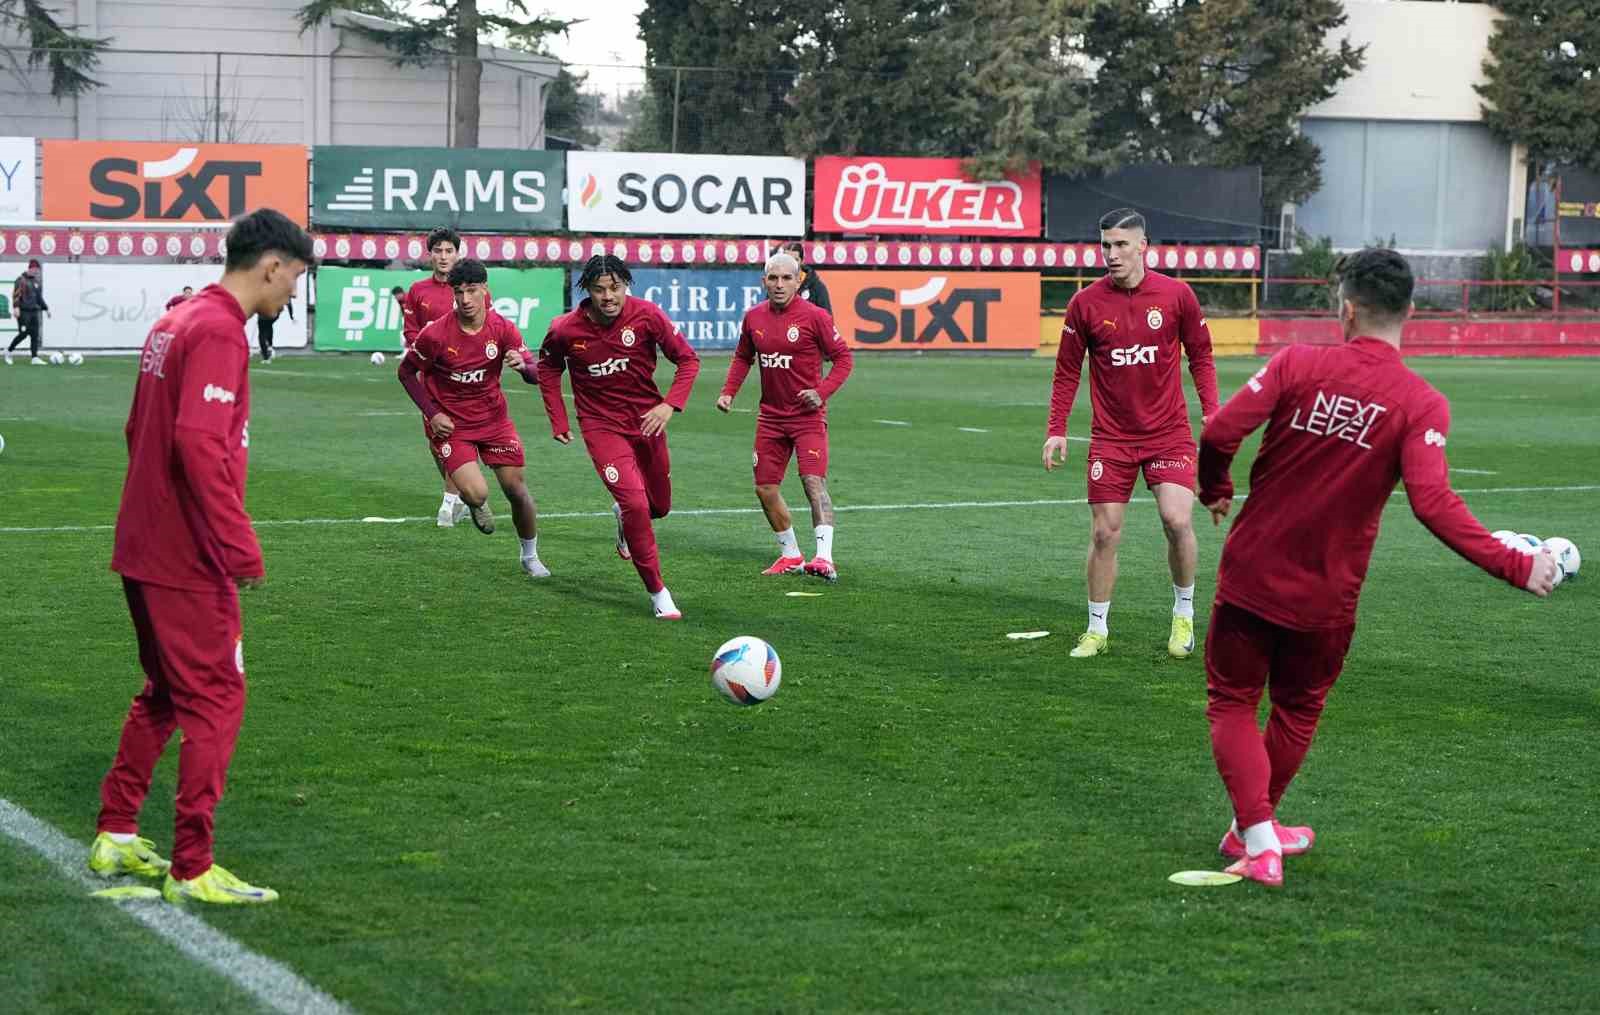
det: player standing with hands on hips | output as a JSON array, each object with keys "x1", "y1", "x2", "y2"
[
  {"x1": 1043, "y1": 208, "x2": 1219, "y2": 659},
  {"x1": 89, "y1": 208, "x2": 312, "y2": 905},
  {"x1": 539, "y1": 255, "x2": 700, "y2": 619},
  {"x1": 1197, "y1": 247, "x2": 1558, "y2": 887},
  {"x1": 718, "y1": 251, "x2": 853, "y2": 579}
]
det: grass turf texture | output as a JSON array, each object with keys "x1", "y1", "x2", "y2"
[{"x1": 1, "y1": 353, "x2": 1596, "y2": 1012}]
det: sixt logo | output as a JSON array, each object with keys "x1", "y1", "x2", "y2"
[
  {"x1": 758, "y1": 352, "x2": 793, "y2": 369},
  {"x1": 587, "y1": 356, "x2": 629, "y2": 377},
  {"x1": 90, "y1": 148, "x2": 260, "y2": 221},
  {"x1": 449, "y1": 368, "x2": 487, "y2": 384},
  {"x1": 853, "y1": 276, "x2": 1003, "y2": 344},
  {"x1": 1110, "y1": 345, "x2": 1158, "y2": 367}
]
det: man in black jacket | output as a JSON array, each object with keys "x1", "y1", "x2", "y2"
[
  {"x1": 781, "y1": 241, "x2": 831, "y2": 314},
  {"x1": 7, "y1": 259, "x2": 50, "y2": 365}
]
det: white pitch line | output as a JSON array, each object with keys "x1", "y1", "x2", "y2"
[
  {"x1": 873, "y1": 419, "x2": 912, "y2": 426},
  {"x1": 957, "y1": 427, "x2": 990, "y2": 433},
  {"x1": 0, "y1": 797, "x2": 351, "y2": 1015},
  {"x1": 4, "y1": 484, "x2": 1598, "y2": 536},
  {"x1": 1450, "y1": 468, "x2": 1498, "y2": 475},
  {"x1": 356, "y1": 411, "x2": 411, "y2": 417}
]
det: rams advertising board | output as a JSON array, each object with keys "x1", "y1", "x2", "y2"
[
  {"x1": 312, "y1": 147, "x2": 564, "y2": 232},
  {"x1": 566, "y1": 152, "x2": 805, "y2": 237},
  {"x1": 313, "y1": 266, "x2": 565, "y2": 351}
]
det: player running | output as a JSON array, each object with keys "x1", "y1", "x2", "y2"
[
  {"x1": 92, "y1": 208, "x2": 312, "y2": 905},
  {"x1": 404, "y1": 227, "x2": 472, "y2": 527},
  {"x1": 538, "y1": 255, "x2": 700, "y2": 619},
  {"x1": 1197, "y1": 247, "x2": 1557, "y2": 887},
  {"x1": 1043, "y1": 207, "x2": 1219, "y2": 660},
  {"x1": 398, "y1": 258, "x2": 550, "y2": 579},
  {"x1": 717, "y1": 251, "x2": 853, "y2": 580}
]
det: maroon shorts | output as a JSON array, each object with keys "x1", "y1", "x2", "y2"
[
  {"x1": 753, "y1": 417, "x2": 829, "y2": 486},
  {"x1": 1205, "y1": 599, "x2": 1355, "y2": 704},
  {"x1": 426, "y1": 421, "x2": 525, "y2": 471},
  {"x1": 1085, "y1": 438, "x2": 1197, "y2": 503}
]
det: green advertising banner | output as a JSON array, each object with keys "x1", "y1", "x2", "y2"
[
  {"x1": 313, "y1": 267, "x2": 566, "y2": 351},
  {"x1": 311, "y1": 146, "x2": 564, "y2": 231}
]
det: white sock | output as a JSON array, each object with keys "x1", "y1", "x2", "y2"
[
  {"x1": 442, "y1": 492, "x2": 462, "y2": 508},
  {"x1": 106, "y1": 831, "x2": 137, "y2": 844},
  {"x1": 651, "y1": 587, "x2": 678, "y2": 612},
  {"x1": 775, "y1": 527, "x2": 800, "y2": 558},
  {"x1": 1174, "y1": 583, "x2": 1195, "y2": 619},
  {"x1": 1087, "y1": 600, "x2": 1110, "y2": 636},
  {"x1": 1243, "y1": 820, "x2": 1282, "y2": 857},
  {"x1": 520, "y1": 536, "x2": 538, "y2": 560},
  {"x1": 814, "y1": 524, "x2": 834, "y2": 561}
]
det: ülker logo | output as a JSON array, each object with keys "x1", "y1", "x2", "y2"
[{"x1": 813, "y1": 157, "x2": 1041, "y2": 237}]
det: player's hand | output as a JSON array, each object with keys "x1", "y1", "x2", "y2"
[
  {"x1": 505, "y1": 348, "x2": 525, "y2": 371},
  {"x1": 715, "y1": 394, "x2": 733, "y2": 413},
  {"x1": 1042, "y1": 435, "x2": 1069, "y2": 471},
  {"x1": 553, "y1": 431, "x2": 572, "y2": 445},
  {"x1": 797, "y1": 388, "x2": 823, "y2": 410},
  {"x1": 640, "y1": 403, "x2": 674, "y2": 437},
  {"x1": 235, "y1": 575, "x2": 265, "y2": 589},
  {"x1": 1202, "y1": 496, "x2": 1232, "y2": 526},
  {"x1": 1525, "y1": 549, "x2": 1558, "y2": 598},
  {"x1": 429, "y1": 412, "x2": 454, "y2": 438}
]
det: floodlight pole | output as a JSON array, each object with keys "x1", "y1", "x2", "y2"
[
  {"x1": 1553, "y1": 172, "x2": 1562, "y2": 315},
  {"x1": 670, "y1": 67, "x2": 682, "y2": 153}
]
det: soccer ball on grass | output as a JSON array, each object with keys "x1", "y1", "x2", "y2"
[
  {"x1": 48, "y1": 351, "x2": 65, "y2": 365},
  {"x1": 370, "y1": 351, "x2": 387, "y2": 366},
  {"x1": 66, "y1": 352, "x2": 84, "y2": 366},
  {"x1": 710, "y1": 636, "x2": 781, "y2": 705},
  {"x1": 1545, "y1": 537, "x2": 1581, "y2": 582}
]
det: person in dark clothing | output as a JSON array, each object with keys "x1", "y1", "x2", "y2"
[
  {"x1": 257, "y1": 297, "x2": 293, "y2": 363},
  {"x1": 7, "y1": 259, "x2": 50, "y2": 365},
  {"x1": 781, "y1": 241, "x2": 832, "y2": 314}
]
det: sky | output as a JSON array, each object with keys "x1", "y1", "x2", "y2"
[{"x1": 534, "y1": 0, "x2": 647, "y2": 70}]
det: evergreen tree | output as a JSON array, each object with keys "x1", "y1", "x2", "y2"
[
  {"x1": 1477, "y1": 0, "x2": 1600, "y2": 170},
  {"x1": 1, "y1": 0, "x2": 109, "y2": 98}
]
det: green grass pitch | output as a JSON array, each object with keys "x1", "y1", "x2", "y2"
[{"x1": 0, "y1": 353, "x2": 1596, "y2": 1012}]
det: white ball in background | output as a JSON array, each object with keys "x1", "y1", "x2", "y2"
[
  {"x1": 370, "y1": 351, "x2": 387, "y2": 366},
  {"x1": 48, "y1": 351, "x2": 65, "y2": 365},
  {"x1": 67, "y1": 352, "x2": 84, "y2": 366},
  {"x1": 0, "y1": 433, "x2": 6, "y2": 455}
]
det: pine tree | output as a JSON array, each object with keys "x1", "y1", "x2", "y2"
[
  {"x1": 1, "y1": 0, "x2": 109, "y2": 98},
  {"x1": 1477, "y1": 0, "x2": 1600, "y2": 170}
]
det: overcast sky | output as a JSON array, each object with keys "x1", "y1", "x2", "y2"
[{"x1": 535, "y1": 0, "x2": 647, "y2": 69}]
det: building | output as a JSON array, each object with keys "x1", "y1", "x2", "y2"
[{"x1": 0, "y1": 2, "x2": 559, "y2": 148}]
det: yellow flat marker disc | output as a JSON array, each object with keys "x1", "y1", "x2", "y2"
[
  {"x1": 785, "y1": 591, "x2": 824, "y2": 598},
  {"x1": 90, "y1": 885, "x2": 163, "y2": 900},
  {"x1": 1169, "y1": 870, "x2": 1243, "y2": 887}
]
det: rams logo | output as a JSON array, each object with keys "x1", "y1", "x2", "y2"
[
  {"x1": 1147, "y1": 307, "x2": 1164, "y2": 331},
  {"x1": 484, "y1": 341, "x2": 499, "y2": 360},
  {"x1": 621, "y1": 327, "x2": 637, "y2": 348}
]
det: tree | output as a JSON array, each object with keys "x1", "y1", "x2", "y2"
[
  {"x1": 543, "y1": 63, "x2": 601, "y2": 148},
  {"x1": 0, "y1": 0, "x2": 109, "y2": 98},
  {"x1": 296, "y1": 0, "x2": 570, "y2": 148},
  {"x1": 1477, "y1": 0, "x2": 1600, "y2": 170},
  {"x1": 1085, "y1": 0, "x2": 1363, "y2": 218}
]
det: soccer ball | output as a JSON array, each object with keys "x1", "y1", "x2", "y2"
[
  {"x1": 370, "y1": 351, "x2": 387, "y2": 366},
  {"x1": 1545, "y1": 537, "x2": 1581, "y2": 581},
  {"x1": 709, "y1": 636, "x2": 781, "y2": 705},
  {"x1": 66, "y1": 352, "x2": 84, "y2": 366},
  {"x1": 1514, "y1": 533, "x2": 1543, "y2": 554},
  {"x1": 0, "y1": 433, "x2": 5, "y2": 455},
  {"x1": 48, "y1": 351, "x2": 64, "y2": 365},
  {"x1": 1490, "y1": 529, "x2": 1519, "y2": 548}
]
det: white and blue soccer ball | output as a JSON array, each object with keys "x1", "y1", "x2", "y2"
[
  {"x1": 370, "y1": 351, "x2": 386, "y2": 366},
  {"x1": 1545, "y1": 537, "x2": 1581, "y2": 582},
  {"x1": 66, "y1": 352, "x2": 84, "y2": 366},
  {"x1": 710, "y1": 636, "x2": 781, "y2": 705},
  {"x1": 1514, "y1": 533, "x2": 1544, "y2": 554},
  {"x1": 1491, "y1": 529, "x2": 1519, "y2": 549},
  {"x1": 47, "y1": 351, "x2": 64, "y2": 365}
]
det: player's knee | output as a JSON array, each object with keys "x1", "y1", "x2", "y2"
[
  {"x1": 1091, "y1": 520, "x2": 1122, "y2": 550},
  {"x1": 1160, "y1": 511, "x2": 1194, "y2": 539}
]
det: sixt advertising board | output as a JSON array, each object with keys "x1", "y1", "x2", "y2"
[
  {"x1": 826, "y1": 271, "x2": 1041, "y2": 350},
  {"x1": 0, "y1": 261, "x2": 307, "y2": 349},
  {"x1": 566, "y1": 152, "x2": 805, "y2": 236},
  {"x1": 812, "y1": 157, "x2": 1042, "y2": 237},
  {"x1": 40, "y1": 141, "x2": 308, "y2": 225},
  {"x1": 313, "y1": 266, "x2": 565, "y2": 351},
  {"x1": 311, "y1": 146, "x2": 564, "y2": 232}
]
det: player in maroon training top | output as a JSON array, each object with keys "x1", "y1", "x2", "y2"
[
  {"x1": 1197, "y1": 248, "x2": 1557, "y2": 887},
  {"x1": 403, "y1": 227, "x2": 471, "y2": 528},
  {"x1": 1043, "y1": 207, "x2": 1220, "y2": 661},
  {"x1": 164, "y1": 285, "x2": 194, "y2": 312},
  {"x1": 538, "y1": 255, "x2": 700, "y2": 619},
  {"x1": 93, "y1": 209, "x2": 312, "y2": 905},
  {"x1": 398, "y1": 258, "x2": 549, "y2": 578},
  {"x1": 718, "y1": 251, "x2": 854, "y2": 580}
]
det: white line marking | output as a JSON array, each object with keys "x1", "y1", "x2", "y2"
[
  {"x1": 0, "y1": 797, "x2": 351, "y2": 1015},
  {"x1": 1067, "y1": 436, "x2": 1090, "y2": 443},
  {"x1": 729, "y1": 407, "x2": 754, "y2": 414},
  {"x1": 356, "y1": 411, "x2": 411, "y2": 417},
  {"x1": 5, "y1": 485, "x2": 1597, "y2": 536},
  {"x1": 873, "y1": 419, "x2": 912, "y2": 426},
  {"x1": 957, "y1": 427, "x2": 990, "y2": 433},
  {"x1": 1450, "y1": 468, "x2": 1498, "y2": 475}
]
